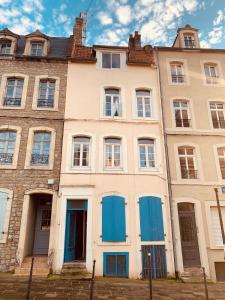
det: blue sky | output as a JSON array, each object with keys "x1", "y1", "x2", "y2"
[{"x1": 0, "y1": 0, "x2": 225, "y2": 48}]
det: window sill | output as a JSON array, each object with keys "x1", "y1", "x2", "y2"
[
  {"x1": 25, "y1": 164, "x2": 53, "y2": 170},
  {"x1": 0, "y1": 106, "x2": 24, "y2": 110},
  {"x1": 32, "y1": 106, "x2": 58, "y2": 111},
  {"x1": 0, "y1": 164, "x2": 17, "y2": 169},
  {"x1": 168, "y1": 82, "x2": 189, "y2": 86},
  {"x1": 100, "y1": 116, "x2": 125, "y2": 120}
]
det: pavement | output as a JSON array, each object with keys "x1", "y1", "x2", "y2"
[{"x1": 0, "y1": 273, "x2": 225, "y2": 300}]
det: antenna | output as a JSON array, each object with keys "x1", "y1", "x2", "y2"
[{"x1": 82, "y1": 0, "x2": 94, "y2": 44}]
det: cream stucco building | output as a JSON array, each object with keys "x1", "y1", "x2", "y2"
[
  {"x1": 157, "y1": 25, "x2": 225, "y2": 282},
  {"x1": 54, "y1": 17, "x2": 174, "y2": 278}
]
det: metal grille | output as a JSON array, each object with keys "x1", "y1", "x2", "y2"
[
  {"x1": 3, "y1": 97, "x2": 21, "y2": 106},
  {"x1": 104, "y1": 254, "x2": 128, "y2": 277},
  {"x1": 31, "y1": 154, "x2": 49, "y2": 165},
  {"x1": 172, "y1": 74, "x2": 185, "y2": 83},
  {"x1": 0, "y1": 153, "x2": 13, "y2": 164},
  {"x1": 141, "y1": 245, "x2": 167, "y2": 279},
  {"x1": 37, "y1": 98, "x2": 54, "y2": 108}
]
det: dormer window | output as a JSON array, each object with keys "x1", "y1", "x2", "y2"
[
  {"x1": 102, "y1": 53, "x2": 121, "y2": 69},
  {"x1": 184, "y1": 35, "x2": 195, "y2": 48},
  {"x1": 0, "y1": 40, "x2": 11, "y2": 54},
  {"x1": 30, "y1": 42, "x2": 44, "y2": 56}
]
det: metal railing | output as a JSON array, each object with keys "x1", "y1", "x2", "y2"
[
  {"x1": 3, "y1": 97, "x2": 21, "y2": 106},
  {"x1": 206, "y1": 76, "x2": 218, "y2": 84},
  {"x1": 26, "y1": 257, "x2": 34, "y2": 300},
  {"x1": 31, "y1": 154, "x2": 49, "y2": 165},
  {"x1": 181, "y1": 169, "x2": 198, "y2": 179},
  {"x1": 0, "y1": 153, "x2": 13, "y2": 164},
  {"x1": 37, "y1": 98, "x2": 54, "y2": 108},
  {"x1": 171, "y1": 75, "x2": 185, "y2": 83},
  {"x1": 89, "y1": 259, "x2": 96, "y2": 300},
  {"x1": 175, "y1": 118, "x2": 191, "y2": 128}
]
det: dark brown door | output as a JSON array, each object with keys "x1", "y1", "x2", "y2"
[{"x1": 178, "y1": 203, "x2": 201, "y2": 267}]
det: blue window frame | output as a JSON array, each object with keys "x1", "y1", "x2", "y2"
[
  {"x1": 103, "y1": 252, "x2": 129, "y2": 277},
  {"x1": 102, "y1": 195, "x2": 126, "y2": 242},
  {"x1": 139, "y1": 196, "x2": 164, "y2": 241}
]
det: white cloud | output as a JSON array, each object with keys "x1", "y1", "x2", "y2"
[
  {"x1": 141, "y1": 20, "x2": 167, "y2": 43},
  {"x1": 97, "y1": 12, "x2": 113, "y2": 25},
  {"x1": 116, "y1": 5, "x2": 131, "y2": 25},
  {"x1": 200, "y1": 40, "x2": 210, "y2": 48},
  {"x1": 0, "y1": 0, "x2": 11, "y2": 4},
  {"x1": 213, "y1": 10, "x2": 225, "y2": 26},
  {"x1": 208, "y1": 26, "x2": 224, "y2": 44}
]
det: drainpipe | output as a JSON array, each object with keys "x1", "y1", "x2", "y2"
[{"x1": 154, "y1": 47, "x2": 179, "y2": 279}]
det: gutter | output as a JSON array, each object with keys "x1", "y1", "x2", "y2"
[{"x1": 154, "y1": 47, "x2": 179, "y2": 279}]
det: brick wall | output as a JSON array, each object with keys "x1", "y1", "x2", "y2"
[{"x1": 0, "y1": 58, "x2": 67, "y2": 271}]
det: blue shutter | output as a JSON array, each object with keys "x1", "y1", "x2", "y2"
[
  {"x1": 102, "y1": 195, "x2": 126, "y2": 242},
  {"x1": 139, "y1": 196, "x2": 164, "y2": 241},
  {"x1": 0, "y1": 192, "x2": 8, "y2": 240}
]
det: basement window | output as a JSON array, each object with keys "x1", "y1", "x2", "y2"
[{"x1": 103, "y1": 252, "x2": 129, "y2": 277}]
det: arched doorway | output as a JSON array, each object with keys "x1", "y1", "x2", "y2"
[{"x1": 178, "y1": 202, "x2": 201, "y2": 267}]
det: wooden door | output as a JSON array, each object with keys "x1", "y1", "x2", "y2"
[
  {"x1": 178, "y1": 203, "x2": 201, "y2": 267},
  {"x1": 33, "y1": 204, "x2": 52, "y2": 255}
]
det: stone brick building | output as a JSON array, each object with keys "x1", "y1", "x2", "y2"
[{"x1": 0, "y1": 28, "x2": 68, "y2": 274}]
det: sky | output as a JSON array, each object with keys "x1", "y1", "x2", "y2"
[{"x1": 0, "y1": 0, "x2": 225, "y2": 48}]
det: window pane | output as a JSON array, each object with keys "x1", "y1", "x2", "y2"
[
  {"x1": 112, "y1": 54, "x2": 120, "y2": 68},
  {"x1": 102, "y1": 53, "x2": 111, "y2": 68}
]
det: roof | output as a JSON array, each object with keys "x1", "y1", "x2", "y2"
[{"x1": 16, "y1": 36, "x2": 70, "y2": 59}]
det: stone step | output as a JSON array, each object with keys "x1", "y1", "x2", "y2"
[
  {"x1": 14, "y1": 267, "x2": 49, "y2": 276},
  {"x1": 14, "y1": 256, "x2": 49, "y2": 277},
  {"x1": 63, "y1": 262, "x2": 86, "y2": 269},
  {"x1": 181, "y1": 267, "x2": 211, "y2": 283},
  {"x1": 61, "y1": 262, "x2": 90, "y2": 277}
]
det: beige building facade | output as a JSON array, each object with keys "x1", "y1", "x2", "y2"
[
  {"x1": 55, "y1": 18, "x2": 174, "y2": 278},
  {"x1": 157, "y1": 25, "x2": 225, "y2": 281}
]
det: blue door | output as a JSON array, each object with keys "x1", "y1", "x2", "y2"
[{"x1": 64, "y1": 200, "x2": 87, "y2": 262}]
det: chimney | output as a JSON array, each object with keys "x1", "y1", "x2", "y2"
[
  {"x1": 73, "y1": 14, "x2": 84, "y2": 46},
  {"x1": 128, "y1": 31, "x2": 141, "y2": 49}
]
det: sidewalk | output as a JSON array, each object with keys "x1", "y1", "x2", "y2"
[{"x1": 0, "y1": 273, "x2": 224, "y2": 300}]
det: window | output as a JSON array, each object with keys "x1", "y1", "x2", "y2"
[
  {"x1": 204, "y1": 64, "x2": 218, "y2": 84},
  {"x1": 184, "y1": 35, "x2": 195, "y2": 48},
  {"x1": 31, "y1": 132, "x2": 51, "y2": 165},
  {"x1": 173, "y1": 100, "x2": 191, "y2": 127},
  {"x1": 136, "y1": 90, "x2": 151, "y2": 118},
  {"x1": 0, "y1": 131, "x2": 16, "y2": 165},
  {"x1": 72, "y1": 136, "x2": 90, "y2": 168},
  {"x1": 178, "y1": 146, "x2": 197, "y2": 179},
  {"x1": 0, "y1": 40, "x2": 11, "y2": 54},
  {"x1": 139, "y1": 196, "x2": 164, "y2": 241},
  {"x1": 4, "y1": 78, "x2": 24, "y2": 107},
  {"x1": 104, "y1": 138, "x2": 121, "y2": 168},
  {"x1": 104, "y1": 88, "x2": 121, "y2": 117},
  {"x1": 102, "y1": 195, "x2": 126, "y2": 242},
  {"x1": 217, "y1": 147, "x2": 225, "y2": 179},
  {"x1": 210, "y1": 207, "x2": 225, "y2": 246},
  {"x1": 210, "y1": 102, "x2": 225, "y2": 129},
  {"x1": 138, "y1": 138, "x2": 155, "y2": 169},
  {"x1": 102, "y1": 53, "x2": 120, "y2": 69},
  {"x1": 37, "y1": 79, "x2": 56, "y2": 108},
  {"x1": 30, "y1": 42, "x2": 43, "y2": 56},
  {"x1": 103, "y1": 252, "x2": 129, "y2": 277},
  {"x1": 170, "y1": 63, "x2": 185, "y2": 83}
]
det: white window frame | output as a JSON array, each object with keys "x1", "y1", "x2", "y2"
[
  {"x1": 174, "y1": 143, "x2": 203, "y2": 183},
  {"x1": 167, "y1": 58, "x2": 189, "y2": 86},
  {"x1": 209, "y1": 102, "x2": 225, "y2": 129},
  {"x1": 0, "y1": 39, "x2": 12, "y2": 54},
  {"x1": 200, "y1": 60, "x2": 224, "y2": 86},
  {"x1": 217, "y1": 147, "x2": 225, "y2": 180},
  {"x1": 104, "y1": 138, "x2": 122, "y2": 169},
  {"x1": 0, "y1": 125, "x2": 21, "y2": 169},
  {"x1": 138, "y1": 138, "x2": 156, "y2": 170},
  {"x1": 0, "y1": 188, "x2": 13, "y2": 244},
  {"x1": 136, "y1": 90, "x2": 152, "y2": 118},
  {"x1": 183, "y1": 34, "x2": 195, "y2": 48},
  {"x1": 30, "y1": 42, "x2": 44, "y2": 56},
  {"x1": 101, "y1": 52, "x2": 121, "y2": 69},
  {"x1": 24, "y1": 127, "x2": 55, "y2": 170},
  {"x1": 32, "y1": 76, "x2": 60, "y2": 111},
  {"x1": 178, "y1": 146, "x2": 198, "y2": 179},
  {"x1": 72, "y1": 136, "x2": 91, "y2": 169},
  {"x1": 0, "y1": 74, "x2": 29, "y2": 109},
  {"x1": 104, "y1": 88, "x2": 121, "y2": 117},
  {"x1": 204, "y1": 64, "x2": 218, "y2": 84},
  {"x1": 173, "y1": 100, "x2": 191, "y2": 128}
]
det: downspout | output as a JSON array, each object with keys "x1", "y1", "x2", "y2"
[{"x1": 154, "y1": 47, "x2": 179, "y2": 279}]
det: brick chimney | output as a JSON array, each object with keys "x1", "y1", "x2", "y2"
[
  {"x1": 128, "y1": 31, "x2": 141, "y2": 49},
  {"x1": 73, "y1": 14, "x2": 84, "y2": 46}
]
